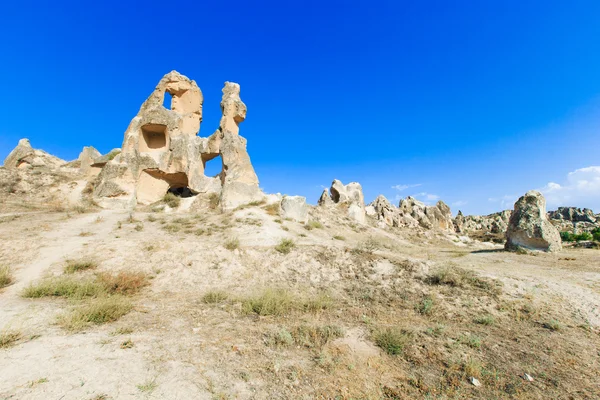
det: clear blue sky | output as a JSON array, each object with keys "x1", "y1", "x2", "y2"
[{"x1": 2, "y1": 1, "x2": 600, "y2": 215}]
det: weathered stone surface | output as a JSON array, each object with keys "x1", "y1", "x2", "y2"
[
  {"x1": 280, "y1": 195, "x2": 308, "y2": 222},
  {"x1": 92, "y1": 71, "x2": 262, "y2": 210},
  {"x1": 319, "y1": 179, "x2": 366, "y2": 223},
  {"x1": 548, "y1": 207, "x2": 596, "y2": 223},
  {"x1": 397, "y1": 196, "x2": 454, "y2": 231},
  {"x1": 78, "y1": 146, "x2": 102, "y2": 175},
  {"x1": 3, "y1": 139, "x2": 65, "y2": 170},
  {"x1": 505, "y1": 190, "x2": 562, "y2": 252}
]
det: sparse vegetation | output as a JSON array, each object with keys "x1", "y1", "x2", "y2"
[
  {"x1": 416, "y1": 296, "x2": 434, "y2": 315},
  {"x1": 374, "y1": 327, "x2": 412, "y2": 355},
  {"x1": 239, "y1": 288, "x2": 332, "y2": 316},
  {"x1": 264, "y1": 203, "x2": 279, "y2": 216},
  {"x1": 266, "y1": 325, "x2": 344, "y2": 348},
  {"x1": 208, "y1": 192, "x2": 220, "y2": 209},
  {"x1": 275, "y1": 238, "x2": 296, "y2": 254},
  {"x1": 224, "y1": 237, "x2": 240, "y2": 251},
  {"x1": 58, "y1": 295, "x2": 133, "y2": 331},
  {"x1": 22, "y1": 277, "x2": 105, "y2": 299},
  {"x1": 163, "y1": 192, "x2": 181, "y2": 208},
  {"x1": 426, "y1": 266, "x2": 502, "y2": 295},
  {"x1": 137, "y1": 379, "x2": 158, "y2": 393},
  {"x1": 0, "y1": 265, "x2": 14, "y2": 288},
  {"x1": 202, "y1": 290, "x2": 229, "y2": 304},
  {"x1": 0, "y1": 331, "x2": 22, "y2": 348},
  {"x1": 333, "y1": 235, "x2": 345, "y2": 241},
  {"x1": 120, "y1": 339, "x2": 134, "y2": 349},
  {"x1": 543, "y1": 319, "x2": 561, "y2": 331},
  {"x1": 64, "y1": 258, "x2": 98, "y2": 274},
  {"x1": 474, "y1": 314, "x2": 495, "y2": 325},
  {"x1": 96, "y1": 271, "x2": 149, "y2": 295},
  {"x1": 304, "y1": 220, "x2": 323, "y2": 230}
]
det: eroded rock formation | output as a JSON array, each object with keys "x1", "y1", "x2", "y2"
[
  {"x1": 505, "y1": 190, "x2": 562, "y2": 252},
  {"x1": 3, "y1": 139, "x2": 65, "y2": 170},
  {"x1": 318, "y1": 179, "x2": 366, "y2": 223},
  {"x1": 280, "y1": 195, "x2": 308, "y2": 222},
  {"x1": 92, "y1": 71, "x2": 262, "y2": 210}
]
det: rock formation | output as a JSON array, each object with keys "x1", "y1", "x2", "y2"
[
  {"x1": 3, "y1": 139, "x2": 65, "y2": 170},
  {"x1": 77, "y1": 146, "x2": 102, "y2": 175},
  {"x1": 318, "y1": 179, "x2": 366, "y2": 223},
  {"x1": 91, "y1": 71, "x2": 262, "y2": 210},
  {"x1": 505, "y1": 190, "x2": 562, "y2": 252},
  {"x1": 280, "y1": 195, "x2": 308, "y2": 222},
  {"x1": 398, "y1": 197, "x2": 454, "y2": 231}
]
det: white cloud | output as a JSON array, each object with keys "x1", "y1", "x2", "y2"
[
  {"x1": 452, "y1": 200, "x2": 468, "y2": 207},
  {"x1": 391, "y1": 183, "x2": 422, "y2": 191},
  {"x1": 539, "y1": 166, "x2": 600, "y2": 211}
]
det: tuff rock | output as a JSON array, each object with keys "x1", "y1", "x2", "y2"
[
  {"x1": 280, "y1": 195, "x2": 308, "y2": 223},
  {"x1": 319, "y1": 179, "x2": 366, "y2": 223},
  {"x1": 505, "y1": 190, "x2": 562, "y2": 252},
  {"x1": 92, "y1": 71, "x2": 262, "y2": 210}
]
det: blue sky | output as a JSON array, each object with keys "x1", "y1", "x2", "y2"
[{"x1": 1, "y1": 1, "x2": 600, "y2": 215}]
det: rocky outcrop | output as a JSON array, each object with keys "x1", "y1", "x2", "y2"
[
  {"x1": 77, "y1": 146, "x2": 102, "y2": 175},
  {"x1": 505, "y1": 190, "x2": 562, "y2": 252},
  {"x1": 318, "y1": 179, "x2": 366, "y2": 223},
  {"x1": 3, "y1": 139, "x2": 65, "y2": 170},
  {"x1": 92, "y1": 71, "x2": 262, "y2": 210},
  {"x1": 280, "y1": 195, "x2": 308, "y2": 222},
  {"x1": 548, "y1": 207, "x2": 599, "y2": 235},
  {"x1": 398, "y1": 197, "x2": 454, "y2": 231}
]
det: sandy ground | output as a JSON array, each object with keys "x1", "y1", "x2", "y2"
[{"x1": 1, "y1": 206, "x2": 599, "y2": 399}]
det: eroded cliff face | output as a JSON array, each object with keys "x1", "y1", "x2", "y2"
[{"x1": 92, "y1": 71, "x2": 262, "y2": 210}]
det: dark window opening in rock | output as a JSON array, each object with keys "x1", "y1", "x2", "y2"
[
  {"x1": 167, "y1": 186, "x2": 196, "y2": 198},
  {"x1": 140, "y1": 124, "x2": 167, "y2": 151},
  {"x1": 163, "y1": 91, "x2": 173, "y2": 110},
  {"x1": 202, "y1": 153, "x2": 224, "y2": 179}
]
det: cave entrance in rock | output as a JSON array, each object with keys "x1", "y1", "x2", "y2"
[
  {"x1": 140, "y1": 124, "x2": 167, "y2": 152},
  {"x1": 137, "y1": 169, "x2": 196, "y2": 204},
  {"x1": 202, "y1": 153, "x2": 224, "y2": 181}
]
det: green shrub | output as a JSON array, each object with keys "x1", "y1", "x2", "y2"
[
  {"x1": 575, "y1": 232, "x2": 593, "y2": 241},
  {"x1": 416, "y1": 297, "x2": 434, "y2": 315},
  {"x1": 275, "y1": 238, "x2": 296, "y2": 254},
  {"x1": 374, "y1": 328, "x2": 412, "y2": 355},
  {"x1": 560, "y1": 231, "x2": 575, "y2": 242}
]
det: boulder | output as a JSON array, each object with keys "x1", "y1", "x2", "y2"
[
  {"x1": 78, "y1": 146, "x2": 102, "y2": 175},
  {"x1": 280, "y1": 195, "x2": 308, "y2": 222},
  {"x1": 3, "y1": 139, "x2": 65, "y2": 170},
  {"x1": 505, "y1": 190, "x2": 562, "y2": 252}
]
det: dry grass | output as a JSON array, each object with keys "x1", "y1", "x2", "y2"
[
  {"x1": 0, "y1": 331, "x2": 22, "y2": 348},
  {"x1": 22, "y1": 277, "x2": 105, "y2": 299},
  {"x1": 202, "y1": 290, "x2": 229, "y2": 304},
  {"x1": 96, "y1": 271, "x2": 149, "y2": 295},
  {"x1": 266, "y1": 325, "x2": 344, "y2": 348},
  {"x1": 239, "y1": 289, "x2": 332, "y2": 316},
  {"x1": 304, "y1": 220, "x2": 323, "y2": 230},
  {"x1": 163, "y1": 192, "x2": 181, "y2": 208},
  {"x1": 64, "y1": 258, "x2": 98, "y2": 274},
  {"x1": 264, "y1": 203, "x2": 280, "y2": 216},
  {"x1": 58, "y1": 296, "x2": 133, "y2": 331},
  {"x1": 224, "y1": 237, "x2": 240, "y2": 251},
  {"x1": 0, "y1": 265, "x2": 13, "y2": 288}
]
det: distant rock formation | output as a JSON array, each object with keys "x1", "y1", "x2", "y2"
[
  {"x1": 505, "y1": 190, "x2": 562, "y2": 252},
  {"x1": 92, "y1": 71, "x2": 262, "y2": 210},
  {"x1": 365, "y1": 194, "x2": 454, "y2": 231},
  {"x1": 3, "y1": 139, "x2": 65, "y2": 170},
  {"x1": 318, "y1": 179, "x2": 366, "y2": 223}
]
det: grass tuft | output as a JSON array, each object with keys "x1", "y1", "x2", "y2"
[
  {"x1": 64, "y1": 258, "x2": 98, "y2": 274},
  {"x1": 202, "y1": 290, "x2": 229, "y2": 304},
  {"x1": 58, "y1": 295, "x2": 133, "y2": 331},
  {"x1": 304, "y1": 220, "x2": 323, "y2": 230},
  {"x1": 374, "y1": 327, "x2": 412, "y2": 355},
  {"x1": 22, "y1": 277, "x2": 104, "y2": 299},
  {"x1": 96, "y1": 271, "x2": 149, "y2": 295},
  {"x1": 163, "y1": 192, "x2": 181, "y2": 208},
  {"x1": 0, "y1": 331, "x2": 22, "y2": 348},
  {"x1": 224, "y1": 237, "x2": 240, "y2": 251},
  {"x1": 275, "y1": 238, "x2": 296, "y2": 254},
  {"x1": 0, "y1": 265, "x2": 14, "y2": 288}
]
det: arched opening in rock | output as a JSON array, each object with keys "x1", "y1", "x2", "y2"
[
  {"x1": 202, "y1": 153, "x2": 224, "y2": 181},
  {"x1": 163, "y1": 91, "x2": 173, "y2": 110},
  {"x1": 137, "y1": 169, "x2": 196, "y2": 204},
  {"x1": 140, "y1": 124, "x2": 167, "y2": 152}
]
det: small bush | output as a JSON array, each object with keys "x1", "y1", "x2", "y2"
[
  {"x1": 224, "y1": 237, "x2": 240, "y2": 251},
  {"x1": 163, "y1": 192, "x2": 181, "y2": 208},
  {"x1": 560, "y1": 231, "x2": 575, "y2": 242},
  {"x1": 64, "y1": 259, "x2": 98, "y2": 274},
  {"x1": 304, "y1": 220, "x2": 323, "y2": 230},
  {"x1": 474, "y1": 314, "x2": 495, "y2": 326},
  {"x1": 426, "y1": 267, "x2": 501, "y2": 295},
  {"x1": 0, "y1": 266, "x2": 14, "y2": 288},
  {"x1": 97, "y1": 271, "x2": 149, "y2": 295},
  {"x1": 0, "y1": 331, "x2": 22, "y2": 348},
  {"x1": 275, "y1": 238, "x2": 296, "y2": 254},
  {"x1": 58, "y1": 295, "x2": 133, "y2": 331},
  {"x1": 374, "y1": 328, "x2": 412, "y2": 355},
  {"x1": 202, "y1": 290, "x2": 229, "y2": 304},
  {"x1": 459, "y1": 334, "x2": 482, "y2": 349},
  {"x1": 543, "y1": 319, "x2": 561, "y2": 331},
  {"x1": 416, "y1": 297, "x2": 434, "y2": 315},
  {"x1": 22, "y1": 277, "x2": 104, "y2": 299}
]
